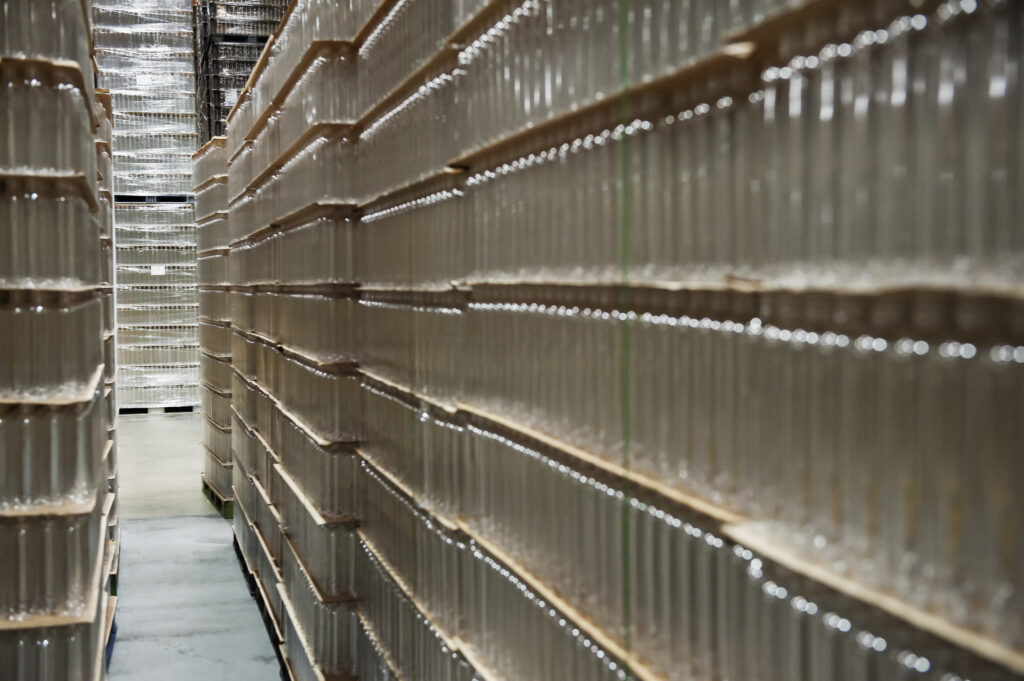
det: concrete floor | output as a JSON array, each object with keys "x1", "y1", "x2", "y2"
[
  {"x1": 117, "y1": 413, "x2": 211, "y2": 519},
  {"x1": 108, "y1": 413, "x2": 279, "y2": 681}
]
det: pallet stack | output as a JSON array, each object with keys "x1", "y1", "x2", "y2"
[
  {"x1": 95, "y1": 88, "x2": 122, "y2": 628},
  {"x1": 93, "y1": 0, "x2": 200, "y2": 409},
  {"x1": 194, "y1": 137, "x2": 235, "y2": 513},
  {"x1": 222, "y1": 1, "x2": 1024, "y2": 681},
  {"x1": 193, "y1": 0, "x2": 288, "y2": 143},
  {"x1": 1, "y1": 0, "x2": 118, "y2": 676}
]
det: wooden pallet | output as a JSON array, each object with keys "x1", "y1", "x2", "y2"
[
  {"x1": 201, "y1": 474, "x2": 234, "y2": 519},
  {"x1": 109, "y1": 534, "x2": 120, "y2": 597},
  {"x1": 118, "y1": 405, "x2": 197, "y2": 415},
  {"x1": 104, "y1": 596, "x2": 118, "y2": 672},
  {"x1": 233, "y1": 535, "x2": 290, "y2": 681}
]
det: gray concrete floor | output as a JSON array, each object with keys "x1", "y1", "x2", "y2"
[
  {"x1": 108, "y1": 413, "x2": 279, "y2": 681},
  {"x1": 117, "y1": 413, "x2": 211, "y2": 520}
]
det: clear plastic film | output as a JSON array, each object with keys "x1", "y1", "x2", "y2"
[
  {"x1": 243, "y1": 335, "x2": 361, "y2": 443},
  {"x1": 0, "y1": 495, "x2": 104, "y2": 619},
  {"x1": 192, "y1": 138, "x2": 227, "y2": 190},
  {"x1": 279, "y1": 528, "x2": 357, "y2": 676},
  {"x1": 357, "y1": 463, "x2": 462, "y2": 636},
  {"x1": 115, "y1": 203, "x2": 194, "y2": 226},
  {"x1": 228, "y1": 212, "x2": 356, "y2": 285},
  {"x1": 360, "y1": 397, "x2": 1010, "y2": 681},
  {"x1": 96, "y1": 191, "x2": 113, "y2": 240},
  {"x1": 0, "y1": 593, "x2": 106, "y2": 681},
  {"x1": 93, "y1": 26, "x2": 193, "y2": 51},
  {"x1": 207, "y1": 1, "x2": 286, "y2": 26},
  {"x1": 112, "y1": 89, "x2": 196, "y2": 115},
  {"x1": 200, "y1": 351, "x2": 232, "y2": 392},
  {"x1": 195, "y1": 39, "x2": 262, "y2": 140},
  {"x1": 230, "y1": 51, "x2": 357, "y2": 193},
  {"x1": 225, "y1": 0, "x2": 380, "y2": 158},
  {"x1": 99, "y1": 239, "x2": 114, "y2": 287},
  {"x1": 356, "y1": 181, "x2": 464, "y2": 290},
  {"x1": 118, "y1": 383, "x2": 198, "y2": 408},
  {"x1": 116, "y1": 304, "x2": 198, "y2": 327},
  {"x1": 94, "y1": 47, "x2": 194, "y2": 74},
  {"x1": 203, "y1": 445, "x2": 232, "y2": 496},
  {"x1": 195, "y1": 180, "x2": 228, "y2": 221},
  {"x1": 228, "y1": 131, "x2": 355, "y2": 240},
  {"x1": 0, "y1": 179, "x2": 101, "y2": 290},
  {"x1": 353, "y1": 536, "x2": 477, "y2": 681},
  {"x1": 104, "y1": 375, "x2": 117, "y2": 413},
  {"x1": 115, "y1": 246, "x2": 197, "y2": 267},
  {"x1": 117, "y1": 343, "x2": 198, "y2": 367},
  {"x1": 359, "y1": 380, "x2": 462, "y2": 521},
  {"x1": 117, "y1": 324, "x2": 198, "y2": 347},
  {"x1": 230, "y1": 375, "x2": 258, "y2": 436},
  {"x1": 99, "y1": 69, "x2": 195, "y2": 94},
  {"x1": 200, "y1": 384, "x2": 231, "y2": 428},
  {"x1": 112, "y1": 152, "x2": 194, "y2": 178},
  {"x1": 244, "y1": 395, "x2": 358, "y2": 519},
  {"x1": 355, "y1": 65, "x2": 458, "y2": 201},
  {"x1": 203, "y1": 41, "x2": 265, "y2": 67},
  {"x1": 472, "y1": 294, "x2": 1024, "y2": 653},
  {"x1": 0, "y1": 392, "x2": 105, "y2": 511},
  {"x1": 356, "y1": 296, "x2": 463, "y2": 405},
  {"x1": 0, "y1": 293, "x2": 103, "y2": 402},
  {"x1": 200, "y1": 414, "x2": 231, "y2": 455},
  {"x1": 197, "y1": 216, "x2": 231, "y2": 252},
  {"x1": 116, "y1": 285, "x2": 197, "y2": 307},
  {"x1": 103, "y1": 339, "x2": 116, "y2": 385},
  {"x1": 92, "y1": 5, "x2": 193, "y2": 32},
  {"x1": 231, "y1": 292, "x2": 355, "y2": 363},
  {"x1": 112, "y1": 112, "x2": 196, "y2": 136},
  {"x1": 0, "y1": 0, "x2": 93, "y2": 80},
  {"x1": 207, "y1": 17, "x2": 282, "y2": 38},
  {"x1": 451, "y1": 0, "x2": 489, "y2": 28},
  {"x1": 232, "y1": 504, "x2": 283, "y2": 631},
  {"x1": 355, "y1": 0, "x2": 454, "y2": 134},
  {"x1": 115, "y1": 264, "x2": 196, "y2": 287},
  {"x1": 230, "y1": 329, "x2": 257, "y2": 381},
  {"x1": 96, "y1": 147, "x2": 113, "y2": 195},
  {"x1": 101, "y1": 294, "x2": 114, "y2": 335},
  {"x1": 0, "y1": 63, "x2": 96, "y2": 187},
  {"x1": 220, "y1": 0, "x2": 1024, "y2": 678},
  {"x1": 115, "y1": 224, "x2": 196, "y2": 248},
  {"x1": 199, "y1": 320, "x2": 232, "y2": 355},
  {"x1": 199, "y1": 288, "x2": 231, "y2": 323},
  {"x1": 114, "y1": 171, "x2": 193, "y2": 195},
  {"x1": 118, "y1": 364, "x2": 200, "y2": 389},
  {"x1": 275, "y1": 457, "x2": 354, "y2": 601},
  {"x1": 446, "y1": 3, "x2": 1023, "y2": 292}
]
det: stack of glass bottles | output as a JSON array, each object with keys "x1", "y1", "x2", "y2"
[
  {"x1": 194, "y1": 137, "x2": 234, "y2": 502},
  {"x1": 95, "y1": 88, "x2": 122, "y2": 627},
  {"x1": 93, "y1": 0, "x2": 200, "y2": 408},
  {"x1": 1, "y1": 0, "x2": 119, "y2": 676},
  {"x1": 222, "y1": 1, "x2": 1024, "y2": 680},
  {"x1": 193, "y1": 0, "x2": 288, "y2": 142}
]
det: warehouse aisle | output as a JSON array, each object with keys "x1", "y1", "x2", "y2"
[
  {"x1": 118, "y1": 414, "x2": 211, "y2": 519},
  {"x1": 108, "y1": 414, "x2": 278, "y2": 681}
]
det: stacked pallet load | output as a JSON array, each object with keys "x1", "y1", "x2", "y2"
[
  {"x1": 194, "y1": 137, "x2": 235, "y2": 514},
  {"x1": 95, "y1": 88, "x2": 122, "y2": 615},
  {"x1": 193, "y1": 0, "x2": 288, "y2": 143},
  {"x1": 93, "y1": 0, "x2": 200, "y2": 409},
  {"x1": 0, "y1": 0, "x2": 118, "y2": 677},
  {"x1": 226, "y1": 1, "x2": 1024, "y2": 681}
]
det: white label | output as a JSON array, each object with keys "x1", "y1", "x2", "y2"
[{"x1": 151, "y1": 265, "x2": 166, "y2": 275}]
